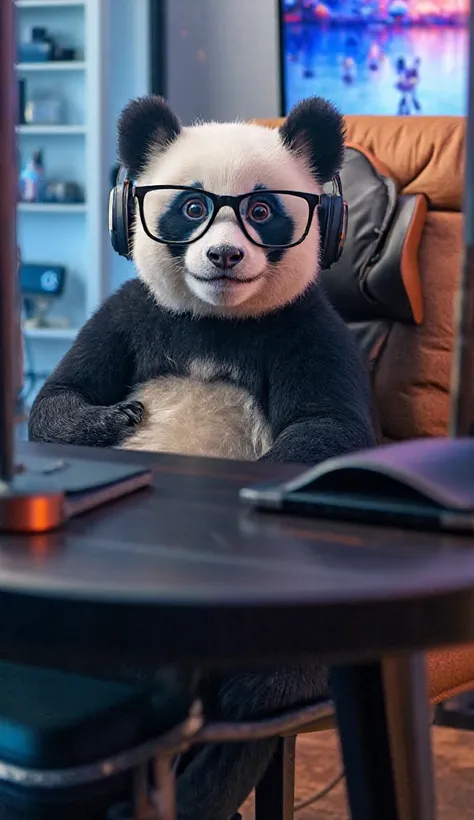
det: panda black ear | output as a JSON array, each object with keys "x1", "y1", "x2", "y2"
[
  {"x1": 117, "y1": 95, "x2": 182, "y2": 178},
  {"x1": 279, "y1": 97, "x2": 345, "y2": 184}
]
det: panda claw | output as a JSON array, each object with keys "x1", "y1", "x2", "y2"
[{"x1": 115, "y1": 399, "x2": 144, "y2": 426}]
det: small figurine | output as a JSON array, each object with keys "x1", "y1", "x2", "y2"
[
  {"x1": 395, "y1": 56, "x2": 422, "y2": 115},
  {"x1": 342, "y1": 56, "x2": 356, "y2": 84}
]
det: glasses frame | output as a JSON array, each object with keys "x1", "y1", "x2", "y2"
[{"x1": 132, "y1": 184, "x2": 323, "y2": 249}]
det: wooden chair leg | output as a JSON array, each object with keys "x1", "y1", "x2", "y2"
[{"x1": 254, "y1": 736, "x2": 296, "y2": 820}]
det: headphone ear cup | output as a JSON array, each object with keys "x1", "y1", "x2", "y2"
[
  {"x1": 109, "y1": 186, "x2": 120, "y2": 255},
  {"x1": 336, "y1": 199, "x2": 348, "y2": 264},
  {"x1": 124, "y1": 180, "x2": 135, "y2": 259},
  {"x1": 318, "y1": 191, "x2": 346, "y2": 270},
  {"x1": 109, "y1": 178, "x2": 134, "y2": 259},
  {"x1": 318, "y1": 193, "x2": 332, "y2": 270}
]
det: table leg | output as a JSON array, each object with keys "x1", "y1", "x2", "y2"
[
  {"x1": 330, "y1": 654, "x2": 436, "y2": 820},
  {"x1": 254, "y1": 736, "x2": 296, "y2": 820}
]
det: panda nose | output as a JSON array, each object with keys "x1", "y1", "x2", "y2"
[{"x1": 206, "y1": 245, "x2": 245, "y2": 270}]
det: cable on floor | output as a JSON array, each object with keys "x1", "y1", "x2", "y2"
[{"x1": 294, "y1": 769, "x2": 345, "y2": 811}]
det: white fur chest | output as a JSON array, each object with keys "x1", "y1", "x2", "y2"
[{"x1": 119, "y1": 359, "x2": 272, "y2": 460}]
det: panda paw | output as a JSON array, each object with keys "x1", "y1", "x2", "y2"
[
  {"x1": 114, "y1": 399, "x2": 145, "y2": 426},
  {"x1": 75, "y1": 400, "x2": 145, "y2": 447}
]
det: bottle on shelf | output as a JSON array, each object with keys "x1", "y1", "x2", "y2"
[{"x1": 19, "y1": 149, "x2": 46, "y2": 202}]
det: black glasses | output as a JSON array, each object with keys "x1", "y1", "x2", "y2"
[{"x1": 132, "y1": 185, "x2": 323, "y2": 249}]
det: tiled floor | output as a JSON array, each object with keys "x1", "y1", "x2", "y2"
[{"x1": 242, "y1": 726, "x2": 474, "y2": 819}]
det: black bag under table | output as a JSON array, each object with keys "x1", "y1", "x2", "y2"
[{"x1": 0, "y1": 661, "x2": 195, "y2": 820}]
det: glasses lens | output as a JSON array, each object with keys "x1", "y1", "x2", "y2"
[
  {"x1": 239, "y1": 192, "x2": 311, "y2": 248},
  {"x1": 142, "y1": 188, "x2": 214, "y2": 244}
]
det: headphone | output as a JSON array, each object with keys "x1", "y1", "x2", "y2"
[
  {"x1": 109, "y1": 165, "x2": 134, "y2": 260},
  {"x1": 109, "y1": 167, "x2": 347, "y2": 271},
  {"x1": 318, "y1": 175, "x2": 348, "y2": 271}
]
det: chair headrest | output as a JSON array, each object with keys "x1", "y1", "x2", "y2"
[{"x1": 320, "y1": 144, "x2": 427, "y2": 326}]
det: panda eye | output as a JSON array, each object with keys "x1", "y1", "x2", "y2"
[
  {"x1": 182, "y1": 198, "x2": 208, "y2": 220},
  {"x1": 248, "y1": 201, "x2": 272, "y2": 223}
]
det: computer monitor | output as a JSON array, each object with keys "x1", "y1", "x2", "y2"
[{"x1": 279, "y1": 0, "x2": 469, "y2": 116}]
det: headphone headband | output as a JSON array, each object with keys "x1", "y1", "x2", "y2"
[{"x1": 108, "y1": 167, "x2": 347, "y2": 269}]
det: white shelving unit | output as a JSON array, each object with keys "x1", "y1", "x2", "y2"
[
  {"x1": 15, "y1": 0, "x2": 108, "y2": 379},
  {"x1": 15, "y1": 0, "x2": 151, "y2": 384}
]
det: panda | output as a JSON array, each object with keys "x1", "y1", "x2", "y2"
[
  {"x1": 28, "y1": 95, "x2": 374, "y2": 820},
  {"x1": 29, "y1": 94, "x2": 374, "y2": 467}
]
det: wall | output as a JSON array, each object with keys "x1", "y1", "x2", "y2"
[
  {"x1": 165, "y1": 0, "x2": 281, "y2": 124},
  {"x1": 107, "y1": 0, "x2": 151, "y2": 292}
]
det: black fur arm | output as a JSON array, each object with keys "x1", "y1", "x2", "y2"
[
  {"x1": 28, "y1": 287, "x2": 143, "y2": 447},
  {"x1": 262, "y1": 294, "x2": 375, "y2": 466}
]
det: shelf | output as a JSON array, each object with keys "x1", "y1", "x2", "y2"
[
  {"x1": 18, "y1": 202, "x2": 87, "y2": 213},
  {"x1": 16, "y1": 1, "x2": 85, "y2": 8},
  {"x1": 16, "y1": 61, "x2": 86, "y2": 72},
  {"x1": 16, "y1": 124, "x2": 87, "y2": 135},
  {"x1": 23, "y1": 326, "x2": 79, "y2": 341}
]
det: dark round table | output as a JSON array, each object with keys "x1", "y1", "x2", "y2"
[{"x1": 3, "y1": 440, "x2": 474, "y2": 820}]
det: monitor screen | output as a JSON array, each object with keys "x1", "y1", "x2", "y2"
[{"x1": 279, "y1": 0, "x2": 469, "y2": 116}]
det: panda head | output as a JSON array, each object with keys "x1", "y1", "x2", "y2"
[{"x1": 117, "y1": 95, "x2": 345, "y2": 318}]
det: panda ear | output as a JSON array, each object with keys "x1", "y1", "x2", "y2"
[
  {"x1": 279, "y1": 97, "x2": 345, "y2": 184},
  {"x1": 117, "y1": 95, "x2": 182, "y2": 178}
]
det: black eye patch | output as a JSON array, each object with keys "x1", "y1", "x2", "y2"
[
  {"x1": 157, "y1": 184, "x2": 211, "y2": 259},
  {"x1": 245, "y1": 186, "x2": 295, "y2": 264}
]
